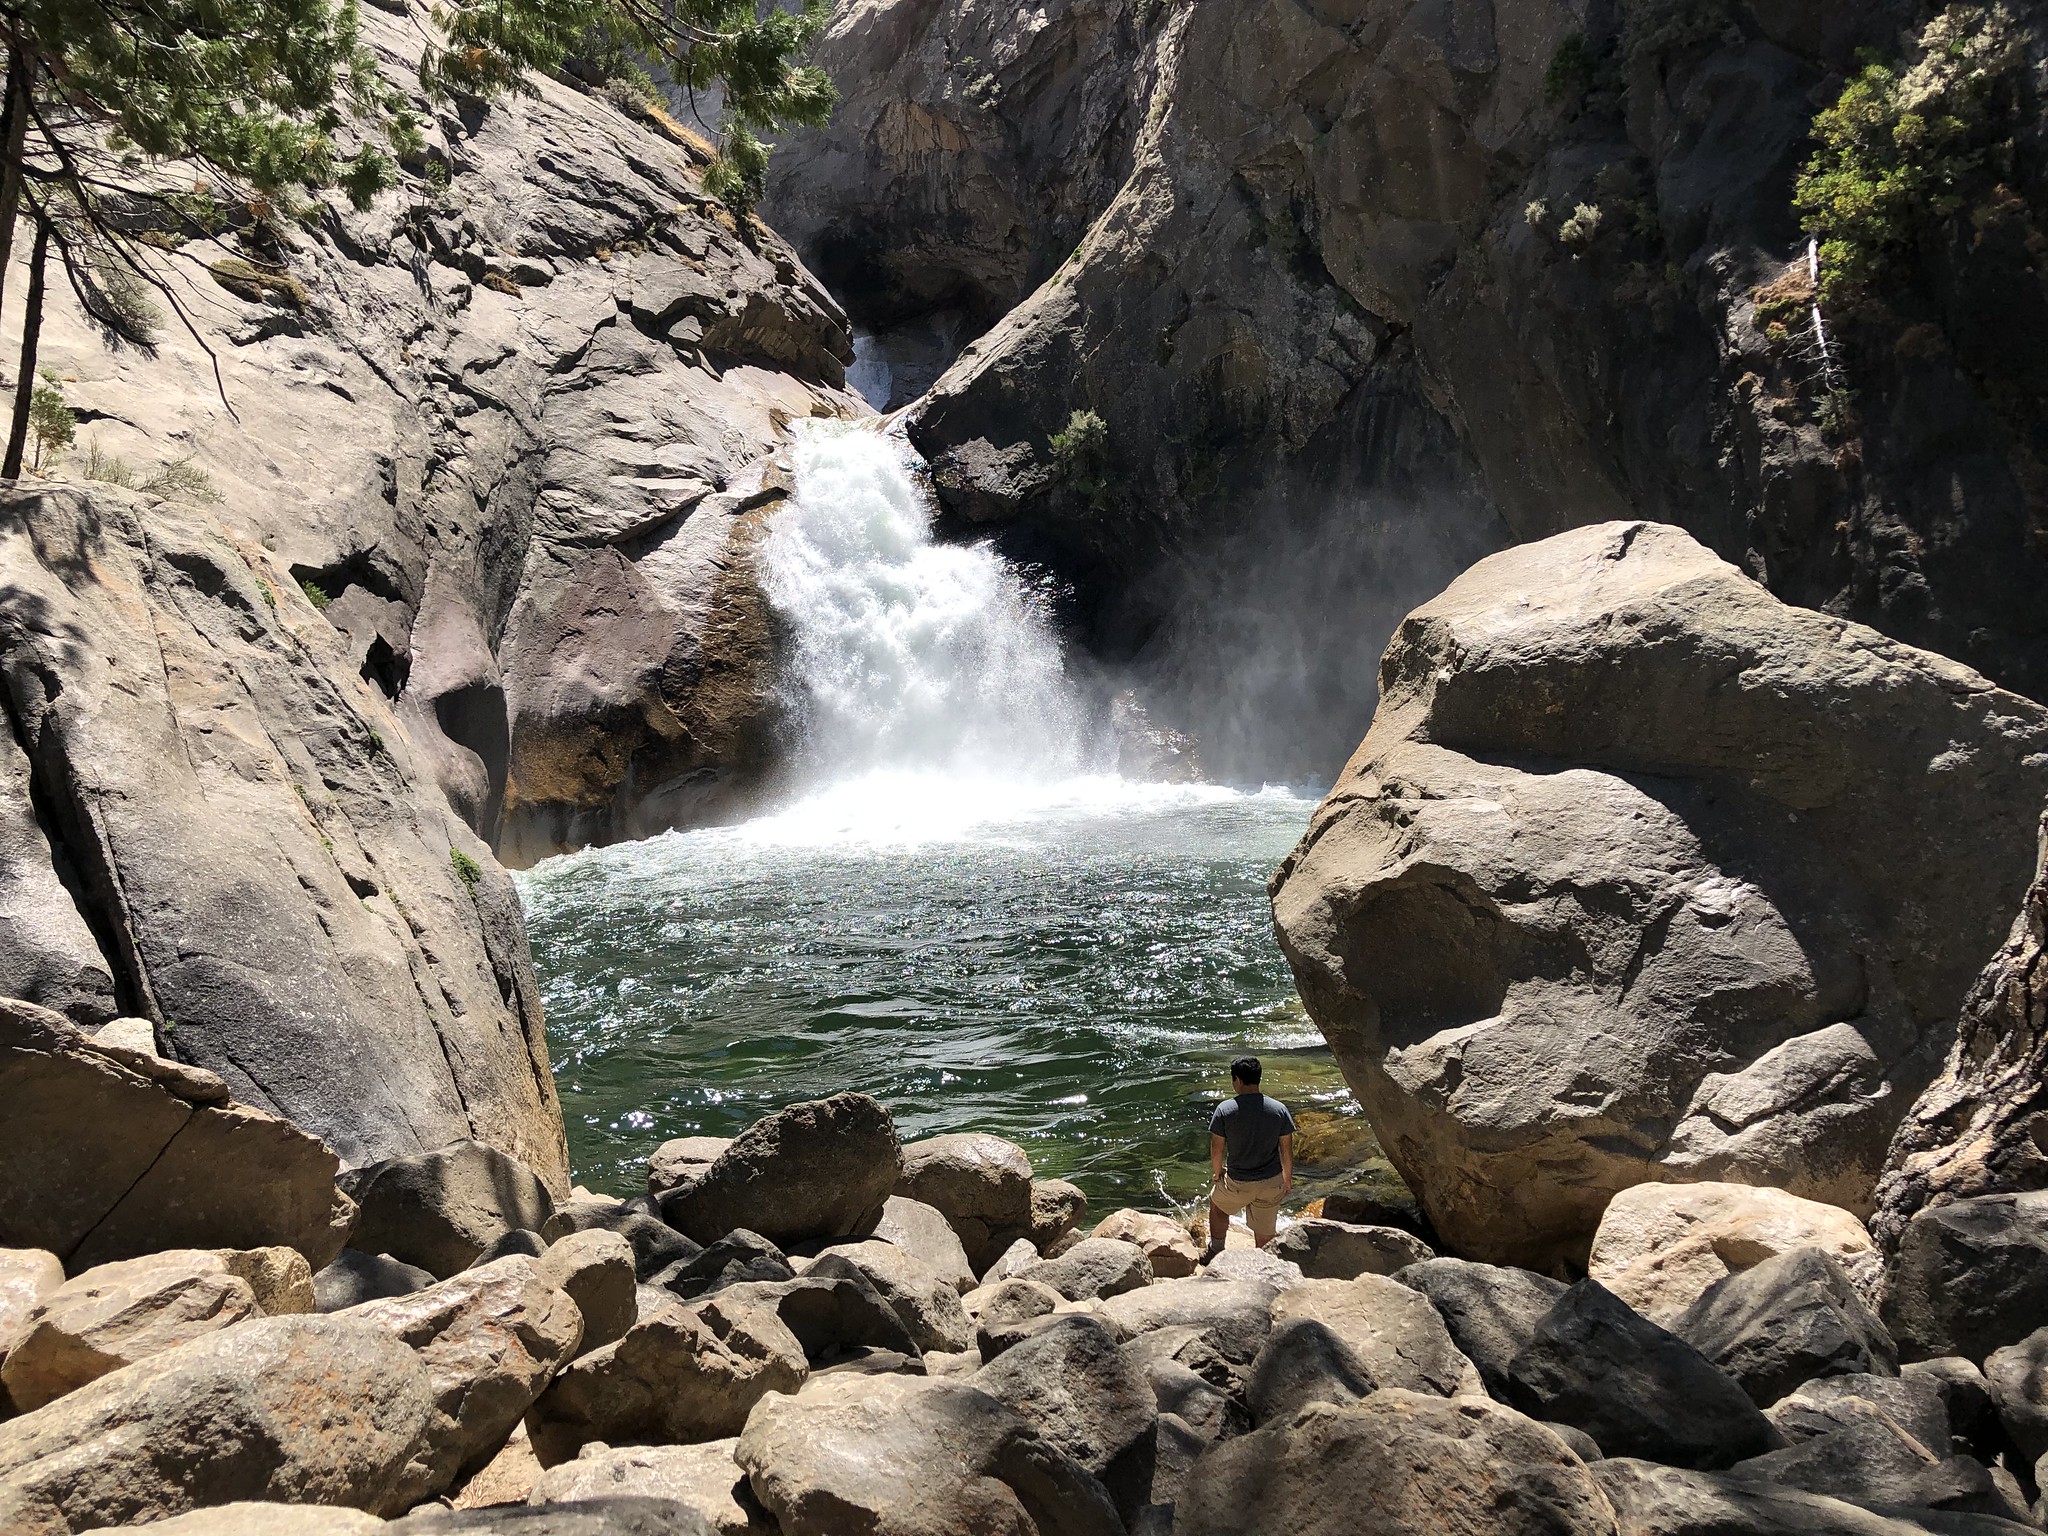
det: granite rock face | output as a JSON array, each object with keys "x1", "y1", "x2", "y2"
[
  {"x1": 0, "y1": 0, "x2": 867, "y2": 1180},
  {"x1": 772, "y1": 0, "x2": 2048, "y2": 782},
  {"x1": 1270, "y1": 523, "x2": 2048, "y2": 1271}
]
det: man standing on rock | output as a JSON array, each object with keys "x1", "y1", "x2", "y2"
[{"x1": 1208, "y1": 1055, "x2": 1295, "y2": 1253}]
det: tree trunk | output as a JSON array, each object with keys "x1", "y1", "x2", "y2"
[
  {"x1": 4, "y1": 215, "x2": 49, "y2": 478},
  {"x1": 0, "y1": 43, "x2": 31, "y2": 323}
]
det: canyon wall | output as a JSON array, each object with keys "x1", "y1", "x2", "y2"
[
  {"x1": 768, "y1": 0, "x2": 2048, "y2": 780},
  {"x1": 0, "y1": 1, "x2": 867, "y2": 1172}
]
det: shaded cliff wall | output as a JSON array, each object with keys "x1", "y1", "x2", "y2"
[{"x1": 768, "y1": 0, "x2": 2048, "y2": 781}]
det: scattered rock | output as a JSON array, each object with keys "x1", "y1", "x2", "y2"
[
  {"x1": 1985, "y1": 1327, "x2": 2048, "y2": 1464},
  {"x1": 528, "y1": 1440, "x2": 773, "y2": 1534},
  {"x1": 873, "y1": 1195, "x2": 975, "y2": 1294},
  {"x1": 896, "y1": 1133, "x2": 1035, "y2": 1233},
  {"x1": 1269, "y1": 524, "x2": 2048, "y2": 1272},
  {"x1": 451, "y1": 1422, "x2": 543, "y2": 1509},
  {"x1": 1177, "y1": 1391, "x2": 1622, "y2": 1536},
  {"x1": 740, "y1": 1258, "x2": 923, "y2": 1361},
  {"x1": 317, "y1": 1249, "x2": 437, "y2": 1312},
  {"x1": 1394, "y1": 1257, "x2": 1566, "y2": 1397},
  {"x1": 1271, "y1": 1218, "x2": 1433, "y2": 1280},
  {"x1": 658, "y1": 1095, "x2": 899, "y2": 1249},
  {"x1": 656, "y1": 1230, "x2": 794, "y2": 1301},
  {"x1": 219, "y1": 1246, "x2": 317, "y2": 1315},
  {"x1": 543, "y1": 1195, "x2": 698, "y2": 1282},
  {"x1": 535, "y1": 1229, "x2": 637, "y2": 1356},
  {"x1": 342, "y1": 1140, "x2": 557, "y2": 1281},
  {"x1": 1674, "y1": 1248, "x2": 1898, "y2": 1407},
  {"x1": 1144, "y1": 1355, "x2": 1243, "y2": 1443},
  {"x1": 135, "y1": 1504, "x2": 388, "y2": 1535},
  {"x1": 1591, "y1": 1456, "x2": 2027, "y2": 1536},
  {"x1": 1882, "y1": 1191, "x2": 2048, "y2": 1362},
  {"x1": 1099, "y1": 1279, "x2": 1277, "y2": 1378},
  {"x1": 1092, "y1": 1210, "x2": 1201, "y2": 1279},
  {"x1": 1020, "y1": 1237, "x2": 1154, "y2": 1301},
  {"x1": 1504, "y1": 1279, "x2": 1779, "y2": 1469},
  {"x1": 1245, "y1": 1316, "x2": 1379, "y2": 1425},
  {"x1": 0, "y1": 999, "x2": 355, "y2": 1271},
  {"x1": 351, "y1": 1255, "x2": 585, "y2": 1479},
  {"x1": 1030, "y1": 1180, "x2": 1089, "y2": 1251},
  {"x1": 1590, "y1": 1183, "x2": 1884, "y2": 1326},
  {"x1": 475, "y1": 1231, "x2": 551, "y2": 1266},
  {"x1": 983, "y1": 1238, "x2": 1041, "y2": 1283},
  {"x1": 1201, "y1": 1247, "x2": 1305, "y2": 1290},
  {"x1": 393, "y1": 1499, "x2": 722, "y2": 1533},
  {"x1": 646, "y1": 1137, "x2": 733, "y2": 1200},
  {"x1": 0, "y1": 1248, "x2": 64, "y2": 1370},
  {"x1": 0, "y1": 1313, "x2": 445, "y2": 1532},
  {"x1": 1767, "y1": 1373, "x2": 1952, "y2": 1456},
  {"x1": 967, "y1": 1277, "x2": 1065, "y2": 1361},
  {"x1": 1729, "y1": 1411, "x2": 2022, "y2": 1519},
  {"x1": 1272, "y1": 1275, "x2": 1480, "y2": 1397},
  {"x1": 736, "y1": 1371, "x2": 1124, "y2": 1536},
  {"x1": 1903, "y1": 1357, "x2": 2004, "y2": 1462},
  {"x1": 972, "y1": 1312, "x2": 1157, "y2": 1521},
  {"x1": 810, "y1": 1240, "x2": 974, "y2": 1353},
  {"x1": 2, "y1": 1249, "x2": 264, "y2": 1411},
  {"x1": 525, "y1": 1291, "x2": 808, "y2": 1465}
]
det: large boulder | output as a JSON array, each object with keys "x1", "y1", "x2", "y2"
[
  {"x1": 1504, "y1": 1280, "x2": 1779, "y2": 1469},
  {"x1": 525, "y1": 1288, "x2": 807, "y2": 1464},
  {"x1": 972, "y1": 1313, "x2": 1156, "y2": 1521},
  {"x1": 967, "y1": 1278, "x2": 1065, "y2": 1361},
  {"x1": 528, "y1": 1440, "x2": 773, "y2": 1534},
  {"x1": 1271, "y1": 1274, "x2": 1480, "y2": 1398},
  {"x1": 1091, "y1": 1210, "x2": 1201, "y2": 1280},
  {"x1": 1176, "y1": 1391, "x2": 1621, "y2": 1536},
  {"x1": 394, "y1": 1501, "x2": 721, "y2": 1534},
  {"x1": 735, "y1": 1371, "x2": 1124, "y2": 1536},
  {"x1": 349, "y1": 1256, "x2": 585, "y2": 1478},
  {"x1": 646, "y1": 1138, "x2": 734, "y2": 1201},
  {"x1": 1271, "y1": 1218, "x2": 1433, "y2": 1280},
  {"x1": 0, "y1": 999, "x2": 354, "y2": 1271},
  {"x1": 896, "y1": 1133, "x2": 1035, "y2": 1231},
  {"x1": 342, "y1": 1140, "x2": 556, "y2": 1280},
  {"x1": 2, "y1": 1249, "x2": 265, "y2": 1411},
  {"x1": 873, "y1": 1195, "x2": 976, "y2": 1294},
  {"x1": 1270, "y1": 523, "x2": 2048, "y2": 1272},
  {"x1": 1674, "y1": 1249, "x2": 1898, "y2": 1408},
  {"x1": 1244, "y1": 1316, "x2": 1380, "y2": 1426},
  {"x1": 1029, "y1": 1181, "x2": 1089, "y2": 1252},
  {"x1": 1882, "y1": 1191, "x2": 2048, "y2": 1363},
  {"x1": 0, "y1": 1248, "x2": 67, "y2": 1382},
  {"x1": 809, "y1": 1240, "x2": 974, "y2": 1353},
  {"x1": 658, "y1": 1095, "x2": 900, "y2": 1248},
  {"x1": 1766, "y1": 1374, "x2": 1952, "y2": 1457},
  {"x1": 0, "y1": 1313, "x2": 447, "y2": 1533},
  {"x1": 1590, "y1": 1183, "x2": 1883, "y2": 1326},
  {"x1": 1728, "y1": 1413, "x2": 2024, "y2": 1520},
  {"x1": 1099, "y1": 1278, "x2": 1277, "y2": 1379},
  {"x1": 1591, "y1": 1457, "x2": 2032, "y2": 1536},
  {"x1": 123, "y1": 1506, "x2": 385, "y2": 1535},
  {"x1": 1393, "y1": 1257, "x2": 1565, "y2": 1398}
]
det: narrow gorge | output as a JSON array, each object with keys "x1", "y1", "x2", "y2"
[{"x1": 2, "y1": 0, "x2": 2047, "y2": 1533}]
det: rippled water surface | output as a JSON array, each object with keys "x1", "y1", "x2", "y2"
[{"x1": 519, "y1": 777, "x2": 1392, "y2": 1211}]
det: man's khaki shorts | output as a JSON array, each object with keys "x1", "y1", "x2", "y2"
[{"x1": 1210, "y1": 1172, "x2": 1286, "y2": 1243}]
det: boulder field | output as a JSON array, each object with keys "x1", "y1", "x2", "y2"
[{"x1": 4, "y1": 1087, "x2": 2048, "y2": 1534}]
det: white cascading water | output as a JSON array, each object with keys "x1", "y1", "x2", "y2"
[{"x1": 748, "y1": 423, "x2": 1125, "y2": 843}]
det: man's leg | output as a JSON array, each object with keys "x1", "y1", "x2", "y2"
[
  {"x1": 1208, "y1": 1198, "x2": 1230, "y2": 1256},
  {"x1": 1248, "y1": 1180, "x2": 1283, "y2": 1248}
]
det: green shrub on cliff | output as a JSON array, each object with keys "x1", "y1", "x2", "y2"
[
  {"x1": 1050, "y1": 409, "x2": 1112, "y2": 504},
  {"x1": 1795, "y1": 3, "x2": 2024, "y2": 307}
]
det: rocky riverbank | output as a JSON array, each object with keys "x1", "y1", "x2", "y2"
[{"x1": 4, "y1": 1017, "x2": 2047, "y2": 1535}]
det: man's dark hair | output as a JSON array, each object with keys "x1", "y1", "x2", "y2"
[{"x1": 1230, "y1": 1055, "x2": 1262, "y2": 1086}]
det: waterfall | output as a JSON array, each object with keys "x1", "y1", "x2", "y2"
[{"x1": 757, "y1": 425, "x2": 1095, "y2": 817}]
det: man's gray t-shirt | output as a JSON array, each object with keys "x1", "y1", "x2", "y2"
[{"x1": 1210, "y1": 1093, "x2": 1296, "y2": 1181}]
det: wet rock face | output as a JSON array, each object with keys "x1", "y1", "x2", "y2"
[{"x1": 1270, "y1": 522, "x2": 2048, "y2": 1272}]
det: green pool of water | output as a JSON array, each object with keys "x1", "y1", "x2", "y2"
[{"x1": 517, "y1": 775, "x2": 1404, "y2": 1218}]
